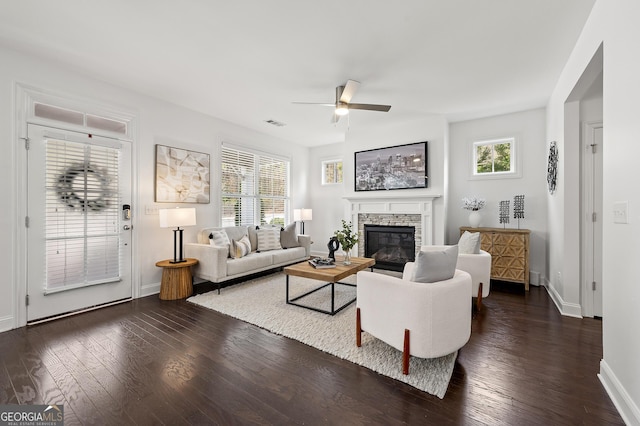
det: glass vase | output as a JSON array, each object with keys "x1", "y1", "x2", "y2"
[{"x1": 343, "y1": 249, "x2": 352, "y2": 265}]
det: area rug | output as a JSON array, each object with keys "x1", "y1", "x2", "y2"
[{"x1": 187, "y1": 272, "x2": 457, "y2": 398}]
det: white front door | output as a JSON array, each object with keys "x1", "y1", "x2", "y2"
[{"x1": 26, "y1": 124, "x2": 133, "y2": 322}]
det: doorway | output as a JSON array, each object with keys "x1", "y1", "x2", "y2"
[{"x1": 26, "y1": 124, "x2": 133, "y2": 322}]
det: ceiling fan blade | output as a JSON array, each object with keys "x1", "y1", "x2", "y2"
[
  {"x1": 292, "y1": 102, "x2": 336, "y2": 107},
  {"x1": 348, "y1": 103, "x2": 391, "y2": 112},
  {"x1": 339, "y1": 80, "x2": 360, "y2": 103}
]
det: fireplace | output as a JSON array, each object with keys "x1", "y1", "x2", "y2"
[{"x1": 364, "y1": 224, "x2": 415, "y2": 272}]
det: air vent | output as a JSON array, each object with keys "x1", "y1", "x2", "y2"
[{"x1": 265, "y1": 119, "x2": 286, "y2": 127}]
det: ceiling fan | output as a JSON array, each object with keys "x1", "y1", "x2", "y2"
[{"x1": 293, "y1": 80, "x2": 391, "y2": 123}]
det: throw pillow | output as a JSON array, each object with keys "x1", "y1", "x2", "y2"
[
  {"x1": 209, "y1": 230, "x2": 231, "y2": 258},
  {"x1": 230, "y1": 235, "x2": 252, "y2": 259},
  {"x1": 280, "y1": 222, "x2": 300, "y2": 248},
  {"x1": 247, "y1": 226, "x2": 259, "y2": 252},
  {"x1": 458, "y1": 231, "x2": 480, "y2": 254},
  {"x1": 411, "y1": 245, "x2": 458, "y2": 283},
  {"x1": 257, "y1": 228, "x2": 282, "y2": 252}
]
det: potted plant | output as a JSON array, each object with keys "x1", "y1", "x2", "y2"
[{"x1": 334, "y1": 220, "x2": 359, "y2": 265}]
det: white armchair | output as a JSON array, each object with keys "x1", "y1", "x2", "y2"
[
  {"x1": 420, "y1": 245, "x2": 491, "y2": 311},
  {"x1": 356, "y1": 266, "x2": 472, "y2": 375}
]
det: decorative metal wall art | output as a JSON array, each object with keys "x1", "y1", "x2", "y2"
[
  {"x1": 547, "y1": 141, "x2": 558, "y2": 194},
  {"x1": 514, "y1": 194, "x2": 525, "y2": 229}
]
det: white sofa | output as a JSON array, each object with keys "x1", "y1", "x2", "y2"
[
  {"x1": 185, "y1": 225, "x2": 311, "y2": 289},
  {"x1": 356, "y1": 265, "x2": 471, "y2": 374}
]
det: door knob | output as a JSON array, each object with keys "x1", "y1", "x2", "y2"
[{"x1": 123, "y1": 225, "x2": 131, "y2": 230}]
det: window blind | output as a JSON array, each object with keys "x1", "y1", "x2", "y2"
[
  {"x1": 45, "y1": 139, "x2": 121, "y2": 292},
  {"x1": 221, "y1": 146, "x2": 289, "y2": 227}
]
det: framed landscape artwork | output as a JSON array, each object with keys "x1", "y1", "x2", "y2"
[
  {"x1": 354, "y1": 141, "x2": 428, "y2": 191},
  {"x1": 155, "y1": 144, "x2": 210, "y2": 203}
]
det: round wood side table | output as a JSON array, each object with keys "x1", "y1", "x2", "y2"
[{"x1": 155, "y1": 258, "x2": 198, "y2": 300}]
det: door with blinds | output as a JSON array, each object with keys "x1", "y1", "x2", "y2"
[{"x1": 26, "y1": 124, "x2": 132, "y2": 322}]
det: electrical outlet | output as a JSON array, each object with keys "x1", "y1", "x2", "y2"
[
  {"x1": 145, "y1": 205, "x2": 159, "y2": 215},
  {"x1": 613, "y1": 201, "x2": 628, "y2": 224}
]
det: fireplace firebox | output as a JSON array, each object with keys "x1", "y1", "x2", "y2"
[{"x1": 364, "y1": 224, "x2": 415, "y2": 272}]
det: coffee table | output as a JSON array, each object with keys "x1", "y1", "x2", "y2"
[{"x1": 283, "y1": 257, "x2": 375, "y2": 315}]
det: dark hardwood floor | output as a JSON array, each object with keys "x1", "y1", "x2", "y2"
[{"x1": 0, "y1": 278, "x2": 623, "y2": 425}]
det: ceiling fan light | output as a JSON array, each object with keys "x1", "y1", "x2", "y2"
[{"x1": 335, "y1": 106, "x2": 349, "y2": 116}]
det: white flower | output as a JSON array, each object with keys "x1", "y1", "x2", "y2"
[{"x1": 462, "y1": 196, "x2": 486, "y2": 211}]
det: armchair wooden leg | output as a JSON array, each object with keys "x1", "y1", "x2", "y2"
[
  {"x1": 356, "y1": 308, "x2": 362, "y2": 347},
  {"x1": 403, "y1": 329, "x2": 410, "y2": 375},
  {"x1": 476, "y1": 282, "x2": 483, "y2": 312}
]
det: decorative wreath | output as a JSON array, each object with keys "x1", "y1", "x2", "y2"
[
  {"x1": 547, "y1": 141, "x2": 558, "y2": 194},
  {"x1": 55, "y1": 164, "x2": 111, "y2": 211}
]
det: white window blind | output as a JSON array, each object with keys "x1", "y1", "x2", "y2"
[
  {"x1": 45, "y1": 139, "x2": 121, "y2": 292},
  {"x1": 221, "y1": 146, "x2": 289, "y2": 227}
]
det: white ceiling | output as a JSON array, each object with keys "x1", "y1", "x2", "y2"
[{"x1": 0, "y1": 1, "x2": 595, "y2": 147}]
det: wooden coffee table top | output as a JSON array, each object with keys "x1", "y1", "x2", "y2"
[{"x1": 284, "y1": 257, "x2": 375, "y2": 283}]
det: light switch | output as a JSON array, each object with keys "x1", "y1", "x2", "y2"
[
  {"x1": 613, "y1": 201, "x2": 628, "y2": 224},
  {"x1": 145, "y1": 205, "x2": 159, "y2": 215}
]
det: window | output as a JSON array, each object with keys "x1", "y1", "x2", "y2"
[
  {"x1": 472, "y1": 137, "x2": 518, "y2": 179},
  {"x1": 221, "y1": 145, "x2": 290, "y2": 227},
  {"x1": 322, "y1": 159, "x2": 343, "y2": 185}
]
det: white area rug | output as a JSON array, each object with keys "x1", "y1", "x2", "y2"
[{"x1": 187, "y1": 272, "x2": 457, "y2": 398}]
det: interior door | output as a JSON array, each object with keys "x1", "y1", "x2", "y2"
[
  {"x1": 26, "y1": 124, "x2": 132, "y2": 322},
  {"x1": 582, "y1": 122, "x2": 603, "y2": 318}
]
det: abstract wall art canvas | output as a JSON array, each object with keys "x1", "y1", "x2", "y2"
[{"x1": 155, "y1": 144, "x2": 210, "y2": 203}]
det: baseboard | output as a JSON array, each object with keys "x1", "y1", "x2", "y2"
[
  {"x1": 599, "y1": 359, "x2": 640, "y2": 425},
  {"x1": 0, "y1": 315, "x2": 15, "y2": 333},
  {"x1": 545, "y1": 283, "x2": 582, "y2": 318},
  {"x1": 140, "y1": 282, "x2": 160, "y2": 298}
]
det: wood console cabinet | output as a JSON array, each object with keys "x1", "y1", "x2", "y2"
[{"x1": 460, "y1": 227, "x2": 531, "y2": 290}]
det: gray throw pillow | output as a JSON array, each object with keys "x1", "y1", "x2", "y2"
[
  {"x1": 458, "y1": 231, "x2": 480, "y2": 254},
  {"x1": 411, "y1": 245, "x2": 459, "y2": 283},
  {"x1": 280, "y1": 223, "x2": 300, "y2": 248}
]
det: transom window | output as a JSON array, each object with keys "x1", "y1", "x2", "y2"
[
  {"x1": 322, "y1": 159, "x2": 343, "y2": 185},
  {"x1": 221, "y1": 145, "x2": 290, "y2": 227},
  {"x1": 472, "y1": 137, "x2": 517, "y2": 178}
]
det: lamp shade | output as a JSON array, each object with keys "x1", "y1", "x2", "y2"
[
  {"x1": 159, "y1": 208, "x2": 196, "y2": 228},
  {"x1": 301, "y1": 208, "x2": 313, "y2": 221},
  {"x1": 293, "y1": 209, "x2": 302, "y2": 221}
]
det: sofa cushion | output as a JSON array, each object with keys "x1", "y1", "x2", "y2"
[
  {"x1": 247, "y1": 226, "x2": 259, "y2": 252},
  {"x1": 272, "y1": 246, "x2": 306, "y2": 264},
  {"x1": 224, "y1": 225, "x2": 248, "y2": 243},
  {"x1": 230, "y1": 235, "x2": 252, "y2": 259},
  {"x1": 280, "y1": 223, "x2": 300, "y2": 248},
  {"x1": 209, "y1": 230, "x2": 231, "y2": 258},
  {"x1": 411, "y1": 245, "x2": 458, "y2": 283},
  {"x1": 257, "y1": 228, "x2": 282, "y2": 251},
  {"x1": 227, "y1": 252, "x2": 273, "y2": 276}
]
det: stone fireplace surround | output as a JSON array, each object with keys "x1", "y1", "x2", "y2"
[{"x1": 343, "y1": 194, "x2": 440, "y2": 258}]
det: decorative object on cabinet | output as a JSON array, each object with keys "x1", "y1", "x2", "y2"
[
  {"x1": 155, "y1": 144, "x2": 210, "y2": 203},
  {"x1": 513, "y1": 195, "x2": 525, "y2": 229},
  {"x1": 460, "y1": 226, "x2": 530, "y2": 291},
  {"x1": 499, "y1": 200, "x2": 510, "y2": 227},
  {"x1": 462, "y1": 196, "x2": 485, "y2": 228},
  {"x1": 547, "y1": 141, "x2": 558, "y2": 194},
  {"x1": 354, "y1": 141, "x2": 428, "y2": 191}
]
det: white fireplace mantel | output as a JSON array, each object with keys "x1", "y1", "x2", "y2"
[{"x1": 343, "y1": 194, "x2": 442, "y2": 250}]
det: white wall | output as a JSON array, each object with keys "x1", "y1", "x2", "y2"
[
  {"x1": 449, "y1": 109, "x2": 548, "y2": 284},
  {"x1": 307, "y1": 116, "x2": 449, "y2": 256},
  {"x1": 547, "y1": 0, "x2": 640, "y2": 423},
  {"x1": 0, "y1": 45, "x2": 309, "y2": 331}
]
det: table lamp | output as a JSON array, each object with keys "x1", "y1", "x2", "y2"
[
  {"x1": 294, "y1": 208, "x2": 312, "y2": 234},
  {"x1": 159, "y1": 207, "x2": 196, "y2": 263}
]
